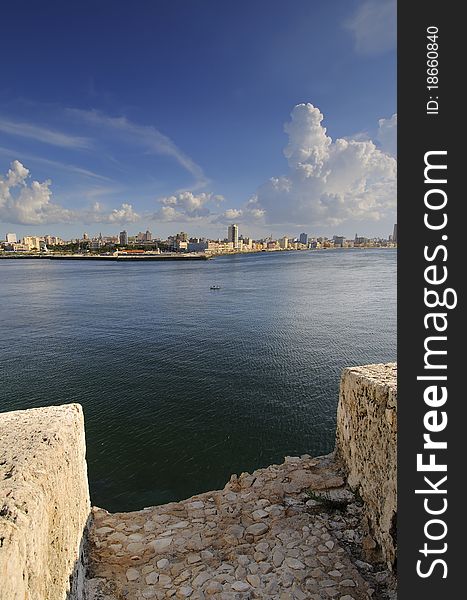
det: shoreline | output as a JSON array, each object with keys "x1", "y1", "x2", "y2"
[
  {"x1": 0, "y1": 252, "x2": 210, "y2": 261},
  {"x1": 0, "y1": 246, "x2": 397, "y2": 263}
]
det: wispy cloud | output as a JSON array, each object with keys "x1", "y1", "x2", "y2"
[
  {"x1": 67, "y1": 108, "x2": 209, "y2": 189},
  {"x1": 0, "y1": 145, "x2": 111, "y2": 181},
  {"x1": 0, "y1": 118, "x2": 91, "y2": 149},
  {"x1": 345, "y1": 0, "x2": 396, "y2": 56}
]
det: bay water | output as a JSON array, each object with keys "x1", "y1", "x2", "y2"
[{"x1": 0, "y1": 249, "x2": 396, "y2": 511}]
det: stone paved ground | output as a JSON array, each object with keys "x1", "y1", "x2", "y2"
[{"x1": 86, "y1": 454, "x2": 395, "y2": 600}]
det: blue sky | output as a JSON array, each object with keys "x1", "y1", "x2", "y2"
[{"x1": 0, "y1": 0, "x2": 396, "y2": 240}]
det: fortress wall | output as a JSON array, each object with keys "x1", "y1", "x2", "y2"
[
  {"x1": 0, "y1": 364, "x2": 397, "y2": 598},
  {"x1": 335, "y1": 363, "x2": 397, "y2": 568},
  {"x1": 0, "y1": 404, "x2": 90, "y2": 600}
]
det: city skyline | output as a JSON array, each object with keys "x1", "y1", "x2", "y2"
[
  {"x1": 0, "y1": 0, "x2": 396, "y2": 239},
  {"x1": 3, "y1": 222, "x2": 397, "y2": 245}
]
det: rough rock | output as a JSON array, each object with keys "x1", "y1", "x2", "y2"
[
  {"x1": 336, "y1": 363, "x2": 397, "y2": 568},
  {"x1": 0, "y1": 404, "x2": 90, "y2": 600}
]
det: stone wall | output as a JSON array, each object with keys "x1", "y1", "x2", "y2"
[
  {"x1": 0, "y1": 404, "x2": 91, "y2": 600},
  {"x1": 335, "y1": 363, "x2": 397, "y2": 569},
  {"x1": 0, "y1": 365, "x2": 397, "y2": 598}
]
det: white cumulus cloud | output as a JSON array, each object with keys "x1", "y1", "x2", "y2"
[
  {"x1": 377, "y1": 113, "x2": 397, "y2": 157},
  {"x1": 248, "y1": 103, "x2": 396, "y2": 228},
  {"x1": 215, "y1": 197, "x2": 265, "y2": 225},
  {"x1": 222, "y1": 208, "x2": 243, "y2": 220},
  {"x1": 85, "y1": 201, "x2": 141, "y2": 224},
  {"x1": 154, "y1": 191, "x2": 224, "y2": 222},
  {"x1": 1, "y1": 160, "x2": 143, "y2": 226},
  {"x1": 0, "y1": 160, "x2": 76, "y2": 225}
]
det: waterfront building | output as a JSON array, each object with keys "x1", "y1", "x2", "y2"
[
  {"x1": 299, "y1": 233, "x2": 308, "y2": 245},
  {"x1": 278, "y1": 236, "x2": 289, "y2": 249},
  {"x1": 392, "y1": 224, "x2": 397, "y2": 244},
  {"x1": 102, "y1": 236, "x2": 118, "y2": 245},
  {"x1": 44, "y1": 235, "x2": 64, "y2": 246},
  {"x1": 227, "y1": 224, "x2": 239, "y2": 247},
  {"x1": 90, "y1": 235, "x2": 105, "y2": 250},
  {"x1": 119, "y1": 230, "x2": 128, "y2": 246},
  {"x1": 5, "y1": 233, "x2": 17, "y2": 243},
  {"x1": 175, "y1": 240, "x2": 188, "y2": 251},
  {"x1": 22, "y1": 236, "x2": 43, "y2": 251},
  {"x1": 333, "y1": 236, "x2": 345, "y2": 248},
  {"x1": 4, "y1": 242, "x2": 29, "y2": 252},
  {"x1": 175, "y1": 232, "x2": 188, "y2": 242},
  {"x1": 354, "y1": 234, "x2": 367, "y2": 246},
  {"x1": 136, "y1": 230, "x2": 153, "y2": 243},
  {"x1": 187, "y1": 240, "x2": 208, "y2": 252}
]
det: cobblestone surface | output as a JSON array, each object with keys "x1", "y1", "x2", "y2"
[{"x1": 86, "y1": 454, "x2": 394, "y2": 600}]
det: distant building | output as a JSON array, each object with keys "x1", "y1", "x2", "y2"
[
  {"x1": 137, "y1": 230, "x2": 153, "y2": 242},
  {"x1": 354, "y1": 234, "x2": 367, "y2": 246},
  {"x1": 119, "y1": 230, "x2": 128, "y2": 246},
  {"x1": 227, "y1": 224, "x2": 239, "y2": 247},
  {"x1": 392, "y1": 224, "x2": 397, "y2": 244},
  {"x1": 104, "y1": 236, "x2": 119, "y2": 245},
  {"x1": 4, "y1": 243, "x2": 29, "y2": 252},
  {"x1": 90, "y1": 234, "x2": 105, "y2": 250},
  {"x1": 333, "y1": 236, "x2": 345, "y2": 248},
  {"x1": 299, "y1": 233, "x2": 308, "y2": 245},
  {"x1": 174, "y1": 231, "x2": 188, "y2": 243},
  {"x1": 278, "y1": 236, "x2": 289, "y2": 249},
  {"x1": 23, "y1": 236, "x2": 42, "y2": 250},
  {"x1": 175, "y1": 240, "x2": 188, "y2": 251},
  {"x1": 43, "y1": 235, "x2": 64, "y2": 246},
  {"x1": 188, "y1": 240, "x2": 208, "y2": 252},
  {"x1": 5, "y1": 233, "x2": 17, "y2": 243}
]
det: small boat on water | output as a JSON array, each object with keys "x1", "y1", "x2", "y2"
[{"x1": 210, "y1": 285, "x2": 221, "y2": 290}]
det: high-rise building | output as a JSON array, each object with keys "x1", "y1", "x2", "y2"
[
  {"x1": 119, "y1": 230, "x2": 128, "y2": 246},
  {"x1": 299, "y1": 233, "x2": 308, "y2": 245},
  {"x1": 392, "y1": 224, "x2": 397, "y2": 244},
  {"x1": 6, "y1": 233, "x2": 17, "y2": 243},
  {"x1": 228, "y1": 224, "x2": 239, "y2": 247}
]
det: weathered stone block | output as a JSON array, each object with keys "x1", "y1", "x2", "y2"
[
  {"x1": 335, "y1": 363, "x2": 397, "y2": 568},
  {"x1": 0, "y1": 404, "x2": 91, "y2": 600}
]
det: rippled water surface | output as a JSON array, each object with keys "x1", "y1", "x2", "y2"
[{"x1": 0, "y1": 249, "x2": 396, "y2": 511}]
